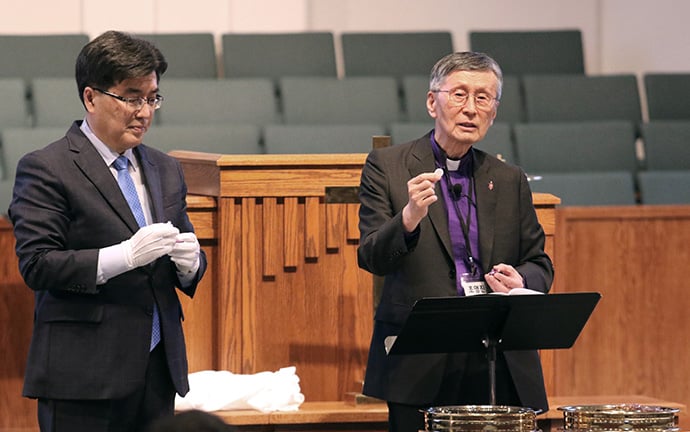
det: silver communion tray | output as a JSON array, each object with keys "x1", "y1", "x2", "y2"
[
  {"x1": 423, "y1": 405, "x2": 539, "y2": 432},
  {"x1": 558, "y1": 404, "x2": 680, "y2": 431}
]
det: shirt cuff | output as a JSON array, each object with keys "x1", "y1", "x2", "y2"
[{"x1": 97, "y1": 243, "x2": 130, "y2": 284}]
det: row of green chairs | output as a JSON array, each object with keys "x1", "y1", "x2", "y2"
[
  {"x1": 529, "y1": 170, "x2": 690, "y2": 206},
  {"x1": 0, "y1": 32, "x2": 453, "y2": 81},
  {"x1": 0, "y1": 30, "x2": 593, "y2": 81},
  {"x1": 2, "y1": 119, "x2": 686, "y2": 177},
  {"x1": 3, "y1": 72, "x2": 689, "y2": 131}
]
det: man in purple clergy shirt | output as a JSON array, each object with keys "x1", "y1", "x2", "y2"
[{"x1": 357, "y1": 52, "x2": 554, "y2": 432}]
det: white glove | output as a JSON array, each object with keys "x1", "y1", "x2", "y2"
[
  {"x1": 122, "y1": 222, "x2": 180, "y2": 269},
  {"x1": 169, "y1": 232, "x2": 200, "y2": 275}
]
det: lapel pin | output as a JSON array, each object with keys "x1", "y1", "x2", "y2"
[{"x1": 488, "y1": 180, "x2": 494, "y2": 191}]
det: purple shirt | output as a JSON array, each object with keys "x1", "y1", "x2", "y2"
[{"x1": 430, "y1": 133, "x2": 481, "y2": 295}]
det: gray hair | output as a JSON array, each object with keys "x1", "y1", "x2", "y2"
[{"x1": 429, "y1": 51, "x2": 503, "y2": 100}]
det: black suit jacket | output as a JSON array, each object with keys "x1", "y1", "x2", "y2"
[
  {"x1": 357, "y1": 133, "x2": 553, "y2": 410},
  {"x1": 9, "y1": 121, "x2": 207, "y2": 400}
]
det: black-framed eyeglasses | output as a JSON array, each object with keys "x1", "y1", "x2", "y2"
[
  {"x1": 431, "y1": 88, "x2": 497, "y2": 110},
  {"x1": 93, "y1": 88, "x2": 164, "y2": 111}
]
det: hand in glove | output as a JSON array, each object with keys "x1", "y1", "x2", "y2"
[
  {"x1": 169, "y1": 232, "x2": 200, "y2": 275},
  {"x1": 122, "y1": 222, "x2": 180, "y2": 270}
]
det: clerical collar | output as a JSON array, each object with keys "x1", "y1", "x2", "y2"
[
  {"x1": 446, "y1": 157, "x2": 461, "y2": 171},
  {"x1": 430, "y1": 131, "x2": 472, "y2": 172}
]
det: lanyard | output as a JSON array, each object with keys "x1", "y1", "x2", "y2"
[
  {"x1": 430, "y1": 137, "x2": 478, "y2": 276},
  {"x1": 443, "y1": 168, "x2": 478, "y2": 276}
]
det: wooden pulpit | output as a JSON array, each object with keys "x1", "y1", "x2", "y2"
[{"x1": 171, "y1": 150, "x2": 560, "y2": 402}]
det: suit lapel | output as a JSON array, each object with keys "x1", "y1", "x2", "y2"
[
  {"x1": 472, "y1": 150, "x2": 498, "y2": 270},
  {"x1": 67, "y1": 124, "x2": 141, "y2": 233},
  {"x1": 135, "y1": 145, "x2": 164, "y2": 224},
  {"x1": 408, "y1": 137, "x2": 454, "y2": 260}
]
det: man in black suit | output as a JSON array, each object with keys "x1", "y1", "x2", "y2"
[
  {"x1": 9, "y1": 31, "x2": 207, "y2": 432},
  {"x1": 357, "y1": 52, "x2": 554, "y2": 432}
]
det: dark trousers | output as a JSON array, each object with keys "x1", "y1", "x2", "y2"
[
  {"x1": 387, "y1": 352, "x2": 521, "y2": 432},
  {"x1": 37, "y1": 343, "x2": 175, "y2": 432}
]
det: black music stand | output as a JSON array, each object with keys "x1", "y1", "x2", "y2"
[{"x1": 385, "y1": 292, "x2": 601, "y2": 405}]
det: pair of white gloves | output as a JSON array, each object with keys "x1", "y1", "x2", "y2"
[{"x1": 121, "y1": 222, "x2": 200, "y2": 275}]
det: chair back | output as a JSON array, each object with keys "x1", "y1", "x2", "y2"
[
  {"x1": 264, "y1": 124, "x2": 385, "y2": 153},
  {"x1": 157, "y1": 78, "x2": 278, "y2": 126},
  {"x1": 522, "y1": 74, "x2": 642, "y2": 123},
  {"x1": 644, "y1": 73, "x2": 690, "y2": 120},
  {"x1": 280, "y1": 77, "x2": 401, "y2": 125},
  {"x1": 222, "y1": 32, "x2": 337, "y2": 80},
  {"x1": 138, "y1": 33, "x2": 218, "y2": 78},
  {"x1": 469, "y1": 30, "x2": 585, "y2": 75},
  {"x1": 341, "y1": 32, "x2": 453, "y2": 78},
  {"x1": 0, "y1": 34, "x2": 89, "y2": 80}
]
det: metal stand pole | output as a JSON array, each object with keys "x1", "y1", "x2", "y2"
[{"x1": 483, "y1": 337, "x2": 498, "y2": 406}]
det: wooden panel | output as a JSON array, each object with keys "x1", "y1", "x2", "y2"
[
  {"x1": 181, "y1": 196, "x2": 218, "y2": 372},
  {"x1": 179, "y1": 243, "x2": 216, "y2": 372},
  {"x1": 346, "y1": 203, "x2": 360, "y2": 242},
  {"x1": 0, "y1": 219, "x2": 37, "y2": 430},
  {"x1": 173, "y1": 151, "x2": 222, "y2": 197},
  {"x1": 217, "y1": 198, "x2": 244, "y2": 373},
  {"x1": 262, "y1": 198, "x2": 279, "y2": 277},
  {"x1": 170, "y1": 152, "x2": 369, "y2": 198},
  {"x1": 304, "y1": 197, "x2": 320, "y2": 260},
  {"x1": 551, "y1": 205, "x2": 690, "y2": 412},
  {"x1": 229, "y1": 198, "x2": 372, "y2": 401},
  {"x1": 325, "y1": 204, "x2": 344, "y2": 251},
  {"x1": 283, "y1": 198, "x2": 300, "y2": 269},
  {"x1": 186, "y1": 195, "x2": 217, "y2": 240}
]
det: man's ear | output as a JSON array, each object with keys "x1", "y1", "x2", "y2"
[
  {"x1": 426, "y1": 91, "x2": 437, "y2": 118},
  {"x1": 83, "y1": 87, "x2": 96, "y2": 112}
]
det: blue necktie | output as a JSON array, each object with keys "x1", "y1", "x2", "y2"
[{"x1": 113, "y1": 155, "x2": 161, "y2": 351}]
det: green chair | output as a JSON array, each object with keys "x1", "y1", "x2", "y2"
[
  {"x1": 1, "y1": 179, "x2": 14, "y2": 216},
  {"x1": 279, "y1": 76, "x2": 401, "y2": 125},
  {"x1": 144, "y1": 124, "x2": 262, "y2": 155},
  {"x1": 400, "y1": 76, "x2": 430, "y2": 123},
  {"x1": 137, "y1": 33, "x2": 218, "y2": 78},
  {"x1": 263, "y1": 124, "x2": 385, "y2": 154},
  {"x1": 30, "y1": 78, "x2": 84, "y2": 127},
  {"x1": 475, "y1": 123, "x2": 516, "y2": 165},
  {"x1": 389, "y1": 122, "x2": 434, "y2": 145},
  {"x1": 1, "y1": 127, "x2": 66, "y2": 181},
  {"x1": 469, "y1": 30, "x2": 584, "y2": 75},
  {"x1": 522, "y1": 74, "x2": 642, "y2": 123},
  {"x1": 0, "y1": 34, "x2": 89, "y2": 80},
  {"x1": 528, "y1": 171, "x2": 637, "y2": 206},
  {"x1": 638, "y1": 170, "x2": 690, "y2": 204},
  {"x1": 341, "y1": 32, "x2": 452, "y2": 78},
  {"x1": 222, "y1": 32, "x2": 337, "y2": 80},
  {"x1": 156, "y1": 78, "x2": 279, "y2": 126},
  {"x1": 0, "y1": 78, "x2": 29, "y2": 130},
  {"x1": 514, "y1": 121, "x2": 638, "y2": 173},
  {"x1": 644, "y1": 74, "x2": 690, "y2": 120},
  {"x1": 640, "y1": 121, "x2": 690, "y2": 170}
]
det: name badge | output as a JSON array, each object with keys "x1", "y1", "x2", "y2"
[{"x1": 461, "y1": 272, "x2": 487, "y2": 296}]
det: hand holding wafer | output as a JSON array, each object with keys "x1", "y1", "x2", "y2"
[{"x1": 401, "y1": 168, "x2": 444, "y2": 232}]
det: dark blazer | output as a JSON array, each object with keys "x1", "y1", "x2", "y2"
[
  {"x1": 357, "y1": 133, "x2": 553, "y2": 411},
  {"x1": 9, "y1": 121, "x2": 207, "y2": 400}
]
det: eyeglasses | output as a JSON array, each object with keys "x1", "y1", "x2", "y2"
[
  {"x1": 93, "y1": 88, "x2": 164, "y2": 111},
  {"x1": 431, "y1": 88, "x2": 497, "y2": 110}
]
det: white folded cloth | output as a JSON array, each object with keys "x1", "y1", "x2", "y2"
[{"x1": 175, "y1": 366, "x2": 305, "y2": 413}]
